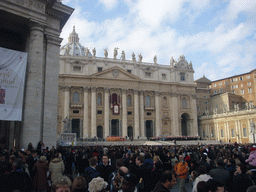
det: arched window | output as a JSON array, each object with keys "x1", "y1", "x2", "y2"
[
  {"x1": 127, "y1": 95, "x2": 132, "y2": 106},
  {"x1": 146, "y1": 95, "x2": 151, "y2": 107},
  {"x1": 73, "y1": 92, "x2": 79, "y2": 104},
  {"x1": 112, "y1": 93, "x2": 117, "y2": 104},
  {"x1": 97, "y1": 93, "x2": 102, "y2": 106},
  {"x1": 182, "y1": 98, "x2": 187, "y2": 108}
]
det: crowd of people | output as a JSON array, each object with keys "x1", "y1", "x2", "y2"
[{"x1": 1, "y1": 141, "x2": 256, "y2": 192}]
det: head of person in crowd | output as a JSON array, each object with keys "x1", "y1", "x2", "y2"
[
  {"x1": 88, "y1": 177, "x2": 108, "y2": 192},
  {"x1": 12, "y1": 158, "x2": 24, "y2": 171},
  {"x1": 236, "y1": 164, "x2": 247, "y2": 174},
  {"x1": 227, "y1": 158, "x2": 236, "y2": 166},
  {"x1": 205, "y1": 179, "x2": 224, "y2": 192},
  {"x1": 198, "y1": 165, "x2": 207, "y2": 175},
  {"x1": 153, "y1": 155, "x2": 162, "y2": 163},
  {"x1": 116, "y1": 158, "x2": 124, "y2": 169},
  {"x1": 191, "y1": 170, "x2": 199, "y2": 182},
  {"x1": 31, "y1": 150, "x2": 37, "y2": 158},
  {"x1": 179, "y1": 154, "x2": 184, "y2": 162},
  {"x1": 89, "y1": 157, "x2": 97, "y2": 168},
  {"x1": 39, "y1": 155, "x2": 47, "y2": 162},
  {"x1": 51, "y1": 176, "x2": 72, "y2": 192},
  {"x1": 159, "y1": 170, "x2": 177, "y2": 190},
  {"x1": 197, "y1": 181, "x2": 207, "y2": 192},
  {"x1": 135, "y1": 155, "x2": 144, "y2": 166},
  {"x1": 216, "y1": 158, "x2": 225, "y2": 167},
  {"x1": 72, "y1": 176, "x2": 87, "y2": 191},
  {"x1": 102, "y1": 154, "x2": 109, "y2": 166},
  {"x1": 115, "y1": 166, "x2": 137, "y2": 192}
]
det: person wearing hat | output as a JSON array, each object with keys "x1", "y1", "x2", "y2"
[
  {"x1": 33, "y1": 155, "x2": 49, "y2": 192},
  {"x1": 246, "y1": 145, "x2": 256, "y2": 170}
]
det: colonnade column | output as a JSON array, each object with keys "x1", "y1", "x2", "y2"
[
  {"x1": 63, "y1": 86, "x2": 70, "y2": 132},
  {"x1": 134, "y1": 90, "x2": 140, "y2": 139},
  {"x1": 140, "y1": 91, "x2": 145, "y2": 138},
  {"x1": 122, "y1": 89, "x2": 127, "y2": 137},
  {"x1": 155, "y1": 92, "x2": 161, "y2": 136},
  {"x1": 91, "y1": 87, "x2": 97, "y2": 137},
  {"x1": 83, "y1": 87, "x2": 89, "y2": 138},
  {"x1": 170, "y1": 93, "x2": 179, "y2": 136},
  {"x1": 191, "y1": 94, "x2": 198, "y2": 136},
  {"x1": 104, "y1": 88, "x2": 110, "y2": 138},
  {"x1": 21, "y1": 23, "x2": 45, "y2": 148}
]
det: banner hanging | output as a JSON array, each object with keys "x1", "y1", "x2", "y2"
[{"x1": 0, "y1": 47, "x2": 27, "y2": 121}]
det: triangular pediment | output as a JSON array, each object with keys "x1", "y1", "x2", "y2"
[{"x1": 89, "y1": 66, "x2": 141, "y2": 81}]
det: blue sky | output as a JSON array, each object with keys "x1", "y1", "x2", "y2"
[{"x1": 60, "y1": 0, "x2": 256, "y2": 81}]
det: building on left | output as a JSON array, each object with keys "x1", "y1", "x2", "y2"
[{"x1": 0, "y1": 0, "x2": 74, "y2": 149}]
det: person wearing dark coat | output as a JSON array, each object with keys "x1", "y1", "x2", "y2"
[
  {"x1": 33, "y1": 156, "x2": 49, "y2": 192},
  {"x1": 97, "y1": 154, "x2": 113, "y2": 182},
  {"x1": 232, "y1": 164, "x2": 254, "y2": 192},
  {"x1": 27, "y1": 150, "x2": 38, "y2": 180},
  {"x1": 7, "y1": 159, "x2": 33, "y2": 192},
  {"x1": 64, "y1": 148, "x2": 74, "y2": 176},
  {"x1": 153, "y1": 170, "x2": 177, "y2": 192},
  {"x1": 209, "y1": 158, "x2": 230, "y2": 190},
  {"x1": 83, "y1": 157, "x2": 100, "y2": 187}
]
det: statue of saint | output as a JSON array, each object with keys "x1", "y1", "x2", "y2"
[
  {"x1": 92, "y1": 48, "x2": 96, "y2": 57},
  {"x1": 132, "y1": 52, "x2": 136, "y2": 62},
  {"x1": 121, "y1": 50, "x2": 125, "y2": 61},
  {"x1": 138, "y1": 53, "x2": 143, "y2": 62},
  {"x1": 63, "y1": 116, "x2": 70, "y2": 133},
  {"x1": 104, "y1": 48, "x2": 108, "y2": 58},
  {"x1": 85, "y1": 47, "x2": 89, "y2": 57},
  {"x1": 170, "y1": 57, "x2": 174, "y2": 66},
  {"x1": 153, "y1": 55, "x2": 157, "y2": 64},
  {"x1": 114, "y1": 47, "x2": 118, "y2": 59},
  {"x1": 250, "y1": 121, "x2": 255, "y2": 133}
]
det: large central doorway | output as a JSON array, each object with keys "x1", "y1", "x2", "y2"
[
  {"x1": 181, "y1": 113, "x2": 190, "y2": 136},
  {"x1": 111, "y1": 119, "x2": 119, "y2": 136},
  {"x1": 72, "y1": 119, "x2": 80, "y2": 138},
  {"x1": 146, "y1": 120, "x2": 153, "y2": 137}
]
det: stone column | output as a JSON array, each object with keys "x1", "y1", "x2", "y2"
[
  {"x1": 140, "y1": 91, "x2": 146, "y2": 138},
  {"x1": 21, "y1": 23, "x2": 45, "y2": 148},
  {"x1": 155, "y1": 92, "x2": 161, "y2": 136},
  {"x1": 170, "y1": 93, "x2": 179, "y2": 136},
  {"x1": 104, "y1": 88, "x2": 110, "y2": 138},
  {"x1": 91, "y1": 87, "x2": 97, "y2": 138},
  {"x1": 42, "y1": 34, "x2": 63, "y2": 147},
  {"x1": 63, "y1": 86, "x2": 70, "y2": 131},
  {"x1": 122, "y1": 89, "x2": 127, "y2": 137},
  {"x1": 191, "y1": 94, "x2": 198, "y2": 136},
  {"x1": 83, "y1": 87, "x2": 89, "y2": 138},
  {"x1": 134, "y1": 90, "x2": 140, "y2": 138}
]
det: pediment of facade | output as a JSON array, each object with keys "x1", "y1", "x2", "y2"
[{"x1": 89, "y1": 66, "x2": 141, "y2": 81}]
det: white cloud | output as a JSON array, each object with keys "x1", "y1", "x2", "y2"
[
  {"x1": 226, "y1": 0, "x2": 256, "y2": 20},
  {"x1": 98, "y1": 0, "x2": 118, "y2": 10}
]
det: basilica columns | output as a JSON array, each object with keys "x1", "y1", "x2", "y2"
[
  {"x1": 140, "y1": 91, "x2": 145, "y2": 138},
  {"x1": 155, "y1": 92, "x2": 161, "y2": 136},
  {"x1": 91, "y1": 87, "x2": 97, "y2": 137},
  {"x1": 122, "y1": 89, "x2": 127, "y2": 137},
  {"x1": 104, "y1": 88, "x2": 110, "y2": 137},
  {"x1": 134, "y1": 90, "x2": 140, "y2": 138},
  {"x1": 83, "y1": 87, "x2": 89, "y2": 138}
]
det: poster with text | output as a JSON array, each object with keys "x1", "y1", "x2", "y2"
[{"x1": 0, "y1": 47, "x2": 27, "y2": 121}]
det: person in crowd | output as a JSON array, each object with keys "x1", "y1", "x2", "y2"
[
  {"x1": 49, "y1": 152, "x2": 65, "y2": 185},
  {"x1": 153, "y1": 170, "x2": 177, "y2": 192},
  {"x1": 88, "y1": 177, "x2": 108, "y2": 192},
  {"x1": 108, "y1": 158, "x2": 124, "y2": 192},
  {"x1": 209, "y1": 158, "x2": 230, "y2": 190},
  {"x1": 33, "y1": 155, "x2": 49, "y2": 192},
  {"x1": 51, "y1": 176, "x2": 72, "y2": 192},
  {"x1": 246, "y1": 145, "x2": 256, "y2": 169},
  {"x1": 7, "y1": 158, "x2": 33, "y2": 192},
  {"x1": 64, "y1": 148, "x2": 74, "y2": 176},
  {"x1": 97, "y1": 154, "x2": 113, "y2": 182},
  {"x1": 27, "y1": 150, "x2": 38, "y2": 180},
  {"x1": 174, "y1": 155, "x2": 188, "y2": 192},
  {"x1": 72, "y1": 176, "x2": 88, "y2": 192},
  {"x1": 205, "y1": 179, "x2": 224, "y2": 192},
  {"x1": 83, "y1": 157, "x2": 100, "y2": 186},
  {"x1": 192, "y1": 166, "x2": 212, "y2": 192},
  {"x1": 232, "y1": 164, "x2": 254, "y2": 192},
  {"x1": 135, "y1": 155, "x2": 152, "y2": 192}
]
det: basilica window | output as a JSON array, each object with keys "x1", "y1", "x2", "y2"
[
  {"x1": 163, "y1": 97, "x2": 167, "y2": 106},
  {"x1": 231, "y1": 129, "x2": 235, "y2": 137},
  {"x1": 182, "y1": 98, "x2": 187, "y2": 108},
  {"x1": 127, "y1": 95, "x2": 132, "y2": 106},
  {"x1": 97, "y1": 93, "x2": 102, "y2": 106},
  {"x1": 221, "y1": 130, "x2": 224, "y2": 137},
  {"x1": 180, "y1": 73, "x2": 185, "y2": 81},
  {"x1": 248, "y1": 88, "x2": 252, "y2": 93},
  {"x1": 146, "y1": 95, "x2": 151, "y2": 106},
  {"x1": 98, "y1": 67, "x2": 103, "y2": 72},
  {"x1": 127, "y1": 70, "x2": 132, "y2": 73},
  {"x1": 162, "y1": 73, "x2": 166, "y2": 80},
  {"x1": 243, "y1": 128, "x2": 247, "y2": 137},
  {"x1": 73, "y1": 92, "x2": 79, "y2": 104},
  {"x1": 145, "y1": 72, "x2": 151, "y2": 78}
]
